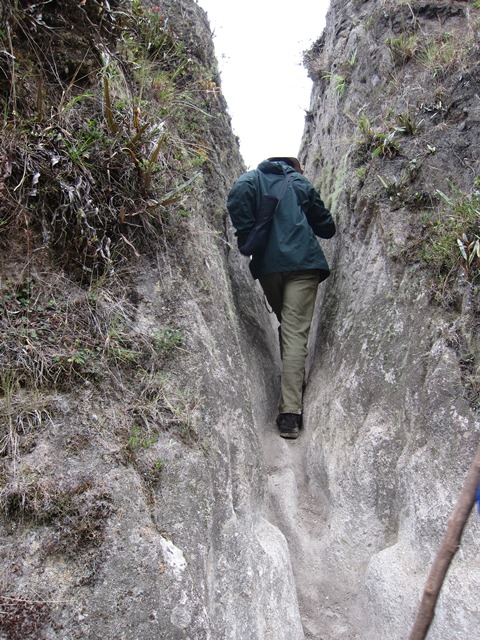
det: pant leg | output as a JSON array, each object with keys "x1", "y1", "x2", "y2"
[
  {"x1": 278, "y1": 270, "x2": 320, "y2": 414},
  {"x1": 259, "y1": 270, "x2": 320, "y2": 415}
]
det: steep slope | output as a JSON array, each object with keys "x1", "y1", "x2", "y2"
[
  {"x1": 0, "y1": 1, "x2": 302, "y2": 638},
  {"x1": 282, "y1": 0, "x2": 480, "y2": 637}
]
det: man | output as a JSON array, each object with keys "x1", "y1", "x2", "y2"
[{"x1": 227, "y1": 156, "x2": 336, "y2": 439}]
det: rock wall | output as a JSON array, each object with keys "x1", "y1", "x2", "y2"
[
  {"x1": 0, "y1": 1, "x2": 301, "y2": 638},
  {"x1": 290, "y1": 0, "x2": 480, "y2": 637},
  {"x1": 1, "y1": 0, "x2": 479, "y2": 639}
]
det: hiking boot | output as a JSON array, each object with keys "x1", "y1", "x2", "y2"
[{"x1": 276, "y1": 413, "x2": 301, "y2": 439}]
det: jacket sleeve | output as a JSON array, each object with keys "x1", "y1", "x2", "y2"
[
  {"x1": 227, "y1": 171, "x2": 259, "y2": 247},
  {"x1": 293, "y1": 175, "x2": 336, "y2": 239}
]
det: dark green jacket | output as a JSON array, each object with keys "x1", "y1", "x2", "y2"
[{"x1": 227, "y1": 160, "x2": 336, "y2": 280}]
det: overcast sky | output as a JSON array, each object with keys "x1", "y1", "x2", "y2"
[{"x1": 197, "y1": 1, "x2": 330, "y2": 169}]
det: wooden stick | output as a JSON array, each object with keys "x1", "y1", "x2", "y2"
[{"x1": 408, "y1": 442, "x2": 480, "y2": 640}]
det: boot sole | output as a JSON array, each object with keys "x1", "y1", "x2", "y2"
[{"x1": 279, "y1": 429, "x2": 299, "y2": 439}]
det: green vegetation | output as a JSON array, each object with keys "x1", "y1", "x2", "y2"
[
  {"x1": 0, "y1": 0, "x2": 217, "y2": 282},
  {"x1": 323, "y1": 72, "x2": 348, "y2": 97},
  {"x1": 420, "y1": 185, "x2": 480, "y2": 289},
  {"x1": 418, "y1": 38, "x2": 459, "y2": 78},
  {"x1": 152, "y1": 327, "x2": 184, "y2": 353},
  {"x1": 127, "y1": 425, "x2": 158, "y2": 449},
  {"x1": 385, "y1": 21, "x2": 479, "y2": 75},
  {"x1": 355, "y1": 112, "x2": 417, "y2": 159},
  {"x1": 385, "y1": 34, "x2": 418, "y2": 65},
  {"x1": 396, "y1": 111, "x2": 421, "y2": 136},
  {"x1": 364, "y1": 15, "x2": 375, "y2": 30},
  {"x1": 133, "y1": 371, "x2": 202, "y2": 445},
  {"x1": 376, "y1": 174, "x2": 404, "y2": 201},
  {"x1": 0, "y1": 0, "x2": 220, "y2": 512},
  {"x1": 374, "y1": 168, "x2": 479, "y2": 293},
  {"x1": 0, "y1": 0, "x2": 220, "y2": 395},
  {"x1": 0, "y1": 271, "x2": 188, "y2": 389},
  {"x1": 322, "y1": 51, "x2": 357, "y2": 99}
]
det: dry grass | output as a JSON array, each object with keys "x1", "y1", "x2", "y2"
[
  {"x1": 0, "y1": 0, "x2": 217, "y2": 411},
  {"x1": 0, "y1": 0, "x2": 216, "y2": 281},
  {"x1": 0, "y1": 467, "x2": 114, "y2": 551},
  {"x1": 0, "y1": 271, "x2": 161, "y2": 389}
]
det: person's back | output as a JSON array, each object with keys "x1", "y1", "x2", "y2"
[{"x1": 228, "y1": 156, "x2": 336, "y2": 438}]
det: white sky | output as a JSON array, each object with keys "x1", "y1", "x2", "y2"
[{"x1": 197, "y1": 0, "x2": 330, "y2": 169}]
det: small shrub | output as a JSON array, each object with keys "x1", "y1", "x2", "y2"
[
  {"x1": 355, "y1": 113, "x2": 401, "y2": 159},
  {"x1": 371, "y1": 131, "x2": 400, "y2": 158},
  {"x1": 152, "y1": 327, "x2": 183, "y2": 353},
  {"x1": 396, "y1": 111, "x2": 421, "y2": 136},
  {"x1": 127, "y1": 425, "x2": 158, "y2": 449},
  {"x1": 419, "y1": 187, "x2": 480, "y2": 286},
  {"x1": 0, "y1": 272, "x2": 178, "y2": 389},
  {"x1": 377, "y1": 174, "x2": 405, "y2": 202},
  {"x1": 1, "y1": 472, "x2": 115, "y2": 553},
  {"x1": 385, "y1": 34, "x2": 418, "y2": 65},
  {"x1": 0, "y1": 0, "x2": 214, "y2": 284},
  {"x1": 323, "y1": 72, "x2": 348, "y2": 97},
  {"x1": 129, "y1": 371, "x2": 201, "y2": 445}
]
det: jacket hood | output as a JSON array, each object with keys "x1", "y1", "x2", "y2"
[{"x1": 257, "y1": 160, "x2": 297, "y2": 175}]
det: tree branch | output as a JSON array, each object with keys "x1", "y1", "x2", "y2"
[{"x1": 409, "y1": 442, "x2": 480, "y2": 640}]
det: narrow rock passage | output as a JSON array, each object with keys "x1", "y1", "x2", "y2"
[{"x1": 260, "y1": 405, "x2": 358, "y2": 640}]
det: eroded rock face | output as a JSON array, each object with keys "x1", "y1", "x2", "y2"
[
  {"x1": 289, "y1": 0, "x2": 480, "y2": 637},
  {"x1": 0, "y1": 0, "x2": 302, "y2": 638},
  {"x1": 1, "y1": 0, "x2": 479, "y2": 639}
]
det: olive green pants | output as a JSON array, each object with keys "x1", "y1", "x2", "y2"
[{"x1": 259, "y1": 269, "x2": 321, "y2": 415}]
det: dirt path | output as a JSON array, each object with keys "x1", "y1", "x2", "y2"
[{"x1": 261, "y1": 410, "x2": 357, "y2": 640}]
